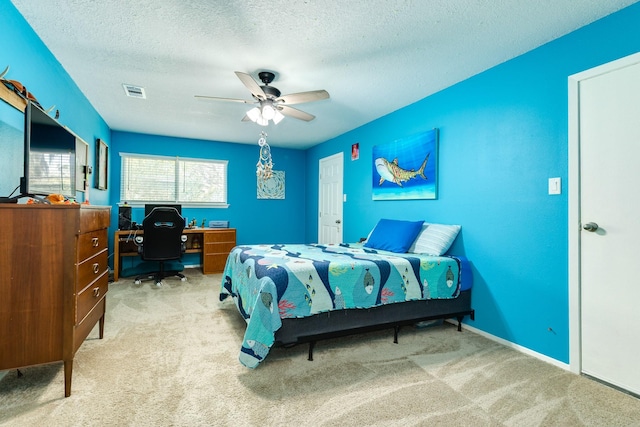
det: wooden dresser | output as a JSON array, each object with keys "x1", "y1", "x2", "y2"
[{"x1": 0, "y1": 204, "x2": 111, "y2": 397}]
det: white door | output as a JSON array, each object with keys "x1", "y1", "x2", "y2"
[
  {"x1": 578, "y1": 56, "x2": 640, "y2": 395},
  {"x1": 318, "y1": 153, "x2": 343, "y2": 244}
]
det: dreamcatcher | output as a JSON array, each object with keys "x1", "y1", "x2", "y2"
[{"x1": 256, "y1": 131, "x2": 273, "y2": 180}]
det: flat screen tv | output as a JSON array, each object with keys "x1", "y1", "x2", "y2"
[
  {"x1": 20, "y1": 101, "x2": 77, "y2": 199},
  {"x1": 0, "y1": 99, "x2": 24, "y2": 201}
]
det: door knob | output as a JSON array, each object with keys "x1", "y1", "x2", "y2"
[{"x1": 583, "y1": 222, "x2": 599, "y2": 232}]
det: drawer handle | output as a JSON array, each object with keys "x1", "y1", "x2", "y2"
[
  {"x1": 92, "y1": 237, "x2": 99, "y2": 247},
  {"x1": 93, "y1": 263, "x2": 100, "y2": 274},
  {"x1": 93, "y1": 287, "x2": 100, "y2": 298}
]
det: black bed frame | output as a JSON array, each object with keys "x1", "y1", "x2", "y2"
[{"x1": 274, "y1": 289, "x2": 474, "y2": 361}]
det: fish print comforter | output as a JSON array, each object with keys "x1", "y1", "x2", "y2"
[{"x1": 220, "y1": 243, "x2": 464, "y2": 368}]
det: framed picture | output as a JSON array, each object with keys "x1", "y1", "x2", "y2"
[
  {"x1": 96, "y1": 138, "x2": 108, "y2": 190},
  {"x1": 257, "y1": 170, "x2": 285, "y2": 199},
  {"x1": 372, "y1": 129, "x2": 438, "y2": 200},
  {"x1": 75, "y1": 137, "x2": 89, "y2": 192},
  {"x1": 351, "y1": 142, "x2": 360, "y2": 160}
]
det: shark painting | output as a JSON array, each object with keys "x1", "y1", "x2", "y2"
[
  {"x1": 371, "y1": 129, "x2": 438, "y2": 200},
  {"x1": 375, "y1": 153, "x2": 429, "y2": 187}
]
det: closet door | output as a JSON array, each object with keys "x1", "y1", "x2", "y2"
[{"x1": 579, "y1": 58, "x2": 640, "y2": 396}]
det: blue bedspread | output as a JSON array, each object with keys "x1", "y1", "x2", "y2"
[{"x1": 220, "y1": 243, "x2": 470, "y2": 368}]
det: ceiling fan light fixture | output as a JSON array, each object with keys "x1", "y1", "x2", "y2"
[
  {"x1": 247, "y1": 101, "x2": 283, "y2": 126},
  {"x1": 247, "y1": 107, "x2": 261, "y2": 122},
  {"x1": 261, "y1": 103, "x2": 276, "y2": 120},
  {"x1": 273, "y1": 109, "x2": 285, "y2": 124},
  {"x1": 256, "y1": 115, "x2": 269, "y2": 126}
]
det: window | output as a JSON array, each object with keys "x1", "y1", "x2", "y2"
[{"x1": 120, "y1": 153, "x2": 228, "y2": 207}]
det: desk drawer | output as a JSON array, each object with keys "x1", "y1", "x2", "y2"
[
  {"x1": 77, "y1": 249, "x2": 108, "y2": 292},
  {"x1": 204, "y1": 229, "x2": 236, "y2": 244},
  {"x1": 203, "y1": 253, "x2": 229, "y2": 274},
  {"x1": 78, "y1": 229, "x2": 108, "y2": 262},
  {"x1": 77, "y1": 271, "x2": 108, "y2": 325},
  {"x1": 204, "y1": 241, "x2": 236, "y2": 256}
]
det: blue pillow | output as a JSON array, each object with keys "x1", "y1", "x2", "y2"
[{"x1": 364, "y1": 219, "x2": 425, "y2": 253}]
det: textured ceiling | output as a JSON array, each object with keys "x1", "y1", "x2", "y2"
[{"x1": 10, "y1": 0, "x2": 638, "y2": 149}]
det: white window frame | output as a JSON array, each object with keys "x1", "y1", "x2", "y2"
[{"x1": 119, "y1": 152, "x2": 229, "y2": 208}]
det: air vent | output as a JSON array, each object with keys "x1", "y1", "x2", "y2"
[{"x1": 122, "y1": 84, "x2": 146, "y2": 99}]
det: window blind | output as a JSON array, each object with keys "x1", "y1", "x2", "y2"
[{"x1": 120, "y1": 153, "x2": 228, "y2": 206}]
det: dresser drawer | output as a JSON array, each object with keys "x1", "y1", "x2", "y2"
[
  {"x1": 76, "y1": 271, "x2": 108, "y2": 325},
  {"x1": 77, "y1": 229, "x2": 108, "y2": 262},
  {"x1": 74, "y1": 297, "x2": 105, "y2": 353},
  {"x1": 77, "y1": 249, "x2": 108, "y2": 292},
  {"x1": 79, "y1": 206, "x2": 111, "y2": 233}
]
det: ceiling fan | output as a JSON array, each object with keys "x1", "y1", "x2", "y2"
[{"x1": 195, "y1": 71, "x2": 329, "y2": 126}]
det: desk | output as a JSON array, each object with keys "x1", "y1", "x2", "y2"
[{"x1": 113, "y1": 227, "x2": 236, "y2": 281}]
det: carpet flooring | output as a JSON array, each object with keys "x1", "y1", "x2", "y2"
[{"x1": 1, "y1": 269, "x2": 639, "y2": 426}]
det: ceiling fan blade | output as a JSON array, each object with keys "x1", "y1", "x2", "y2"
[
  {"x1": 235, "y1": 71, "x2": 266, "y2": 100},
  {"x1": 279, "y1": 105, "x2": 315, "y2": 121},
  {"x1": 194, "y1": 95, "x2": 254, "y2": 104},
  {"x1": 277, "y1": 90, "x2": 329, "y2": 105},
  {"x1": 241, "y1": 114, "x2": 252, "y2": 122}
]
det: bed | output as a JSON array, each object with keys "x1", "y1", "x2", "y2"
[{"x1": 220, "y1": 220, "x2": 474, "y2": 368}]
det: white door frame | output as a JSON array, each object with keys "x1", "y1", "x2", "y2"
[{"x1": 567, "y1": 51, "x2": 640, "y2": 374}]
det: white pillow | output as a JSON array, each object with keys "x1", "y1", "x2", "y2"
[{"x1": 408, "y1": 223, "x2": 461, "y2": 256}]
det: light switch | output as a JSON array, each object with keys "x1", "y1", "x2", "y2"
[
  {"x1": 548, "y1": 177, "x2": 561, "y2": 195},
  {"x1": 343, "y1": 194, "x2": 347, "y2": 202}
]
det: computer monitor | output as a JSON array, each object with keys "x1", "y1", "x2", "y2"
[{"x1": 144, "y1": 204, "x2": 182, "y2": 218}]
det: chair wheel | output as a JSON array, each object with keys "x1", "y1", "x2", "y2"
[
  {"x1": 181, "y1": 277, "x2": 187, "y2": 282},
  {"x1": 134, "y1": 280, "x2": 141, "y2": 285}
]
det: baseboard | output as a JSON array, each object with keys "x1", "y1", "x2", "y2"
[{"x1": 445, "y1": 319, "x2": 571, "y2": 371}]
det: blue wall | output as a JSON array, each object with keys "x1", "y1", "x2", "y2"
[
  {"x1": 0, "y1": 0, "x2": 111, "y2": 206},
  {"x1": 305, "y1": 3, "x2": 640, "y2": 364},
  {"x1": 110, "y1": 131, "x2": 307, "y2": 248}
]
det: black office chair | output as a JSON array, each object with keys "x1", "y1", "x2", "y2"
[{"x1": 134, "y1": 207, "x2": 187, "y2": 287}]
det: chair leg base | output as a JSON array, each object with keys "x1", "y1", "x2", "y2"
[{"x1": 133, "y1": 270, "x2": 186, "y2": 287}]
